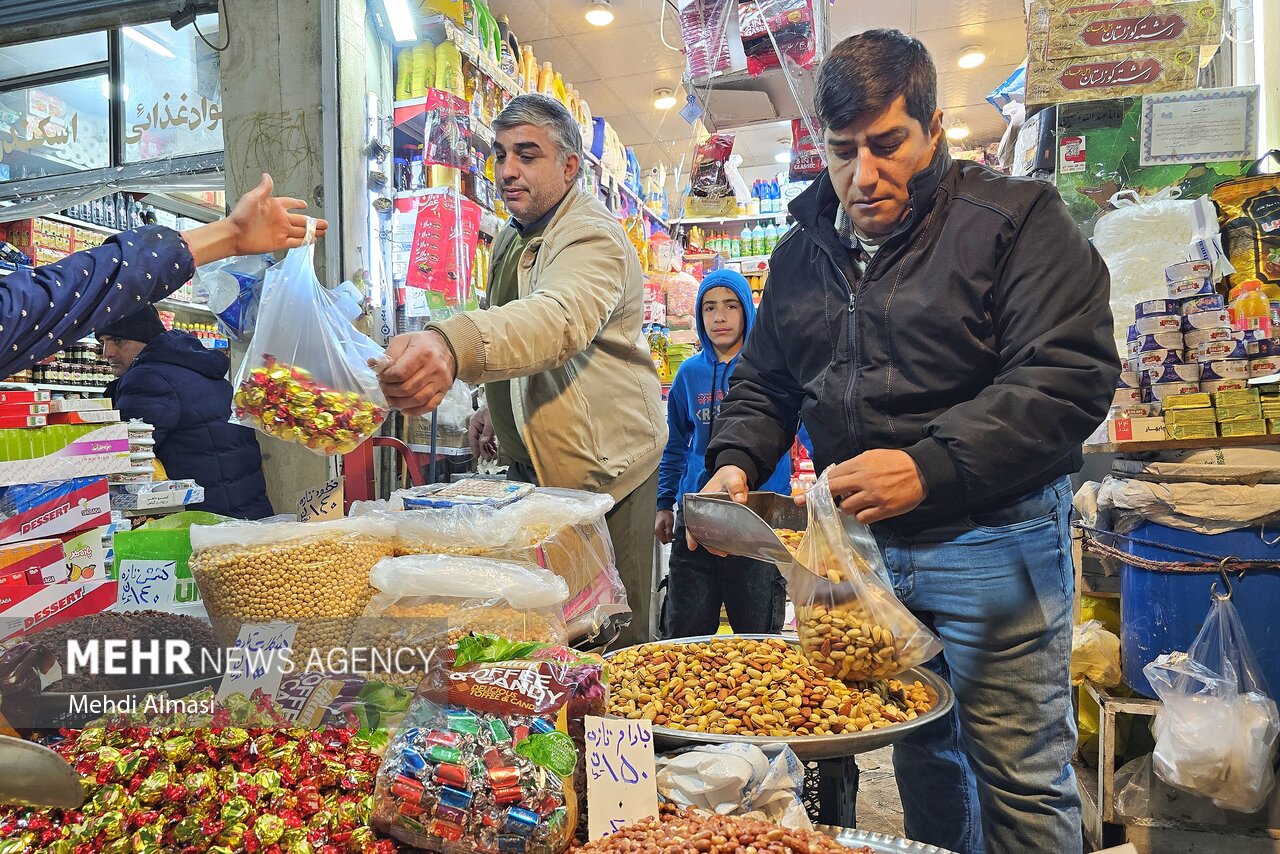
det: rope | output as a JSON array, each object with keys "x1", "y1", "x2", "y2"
[{"x1": 1075, "y1": 524, "x2": 1277, "y2": 574}]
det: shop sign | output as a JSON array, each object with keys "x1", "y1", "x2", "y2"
[
  {"x1": 1027, "y1": 48, "x2": 1199, "y2": 107},
  {"x1": 124, "y1": 92, "x2": 222, "y2": 145},
  {"x1": 1046, "y1": 1, "x2": 1222, "y2": 60}
]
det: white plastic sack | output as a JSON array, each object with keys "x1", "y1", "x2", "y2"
[
  {"x1": 1145, "y1": 597, "x2": 1280, "y2": 813},
  {"x1": 1095, "y1": 475, "x2": 1280, "y2": 535},
  {"x1": 1071, "y1": 620, "x2": 1122, "y2": 688},
  {"x1": 655, "y1": 744, "x2": 810, "y2": 831},
  {"x1": 1092, "y1": 196, "x2": 1197, "y2": 353},
  {"x1": 1112, "y1": 447, "x2": 1280, "y2": 486}
]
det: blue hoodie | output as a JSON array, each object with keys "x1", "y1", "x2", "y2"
[{"x1": 657, "y1": 270, "x2": 792, "y2": 512}]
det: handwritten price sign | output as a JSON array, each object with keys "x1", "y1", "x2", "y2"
[
  {"x1": 585, "y1": 716, "x2": 658, "y2": 839},
  {"x1": 116, "y1": 560, "x2": 177, "y2": 612},
  {"x1": 216, "y1": 622, "x2": 297, "y2": 703},
  {"x1": 298, "y1": 479, "x2": 343, "y2": 523}
]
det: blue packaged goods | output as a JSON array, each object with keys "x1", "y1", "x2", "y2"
[
  {"x1": 1167, "y1": 277, "x2": 1215, "y2": 299},
  {"x1": 1180, "y1": 294, "x2": 1226, "y2": 315},
  {"x1": 1166, "y1": 259, "x2": 1213, "y2": 282},
  {"x1": 1135, "y1": 299, "x2": 1180, "y2": 319},
  {"x1": 1130, "y1": 349, "x2": 1184, "y2": 372},
  {"x1": 1198, "y1": 339, "x2": 1250, "y2": 362},
  {"x1": 1143, "y1": 381, "x2": 1200, "y2": 403},
  {"x1": 1185, "y1": 326, "x2": 1234, "y2": 349},
  {"x1": 1182, "y1": 310, "x2": 1232, "y2": 332},
  {"x1": 1136, "y1": 314, "x2": 1183, "y2": 336},
  {"x1": 1200, "y1": 359, "x2": 1251, "y2": 382},
  {"x1": 1142, "y1": 364, "x2": 1201, "y2": 387},
  {"x1": 1128, "y1": 332, "x2": 1185, "y2": 355}
]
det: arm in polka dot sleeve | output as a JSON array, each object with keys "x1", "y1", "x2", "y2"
[{"x1": 0, "y1": 225, "x2": 194, "y2": 378}]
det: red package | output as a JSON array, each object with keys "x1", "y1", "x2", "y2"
[
  {"x1": 690, "y1": 134, "x2": 736, "y2": 200},
  {"x1": 789, "y1": 118, "x2": 825, "y2": 181},
  {"x1": 406, "y1": 190, "x2": 482, "y2": 314},
  {"x1": 740, "y1": 0, "x2": 817, "y2": 76}
]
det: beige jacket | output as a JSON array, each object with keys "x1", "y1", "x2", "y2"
[{"x1": 431, "y1": 187, "x2": 666, "y2": 502}]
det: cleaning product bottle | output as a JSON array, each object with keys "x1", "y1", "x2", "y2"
[
  {"x1": 412, "y1": 41, "x2": 436, "y2": 98},
  {"x1": 395, "y1": 48, "x2": 415, "y2": 100},
  {"x1": 552, "y1": 71, "x2": 568, "y2": 106},
  {"x1": 497, "y1": 13, "x2": 519, "y2": 82},
  {"x1": 1231, "y1": 280, "x2": 1272, "y2": 334},
  {"x1": 767, "y1": 222, "x2": 780, "y2": 253},
  {"x1": 730, "y1": 230, "x2": 742, "y2": 259},
  {"x1": 537, "y1": 62, "x2": 555, "y2": 95},
  {"x1": 771, "y1": 179, "x2": 783, "y2": 214},
  {"x1": 520, "y1": 45, "x2": 538, "y2": 93},
  {"x1": 748, "y1": 182, "x2": 761, "y2": 215}
]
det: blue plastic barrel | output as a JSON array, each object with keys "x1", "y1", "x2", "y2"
[{"x1": 1119, "y1": 521, "x2": 1280, "y2": 698}]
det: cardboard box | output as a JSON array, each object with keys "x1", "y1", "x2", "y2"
[
  {"x1": 0, "y1": 415, "x2": 46, "y2": 428},
  {"x1": 1166, "y1": 422, "x2": 1218, "y2": 439},
  {"x1": 45, "y1": 410, "x2": 120, "y2": 425},
  {"x1": 58, "y1": 524, "x2": 108, "y2": 583},
  {"x1": 0, "y1": 403, "x2": 49, "y2": 416},
  {"x1": 0, "y1": 538, "x2": 65, "y2": 585},
  {"x1": 0, "y1": 423, "x2": 129, "y2": 486},
  {"x1": 1028, "y1": 48, "x2": 1201, "y2": 108},
  {"x1": 0, "y1": 390, "x2": 51, "y2": 404},
  {"x1": 0, "y1": 569, "x2": 27, "y2": 587},
  {"x1": 0, "y1": 476, "x2": 111, "y2": 544},
  {"x1": 0, "y1": 579, "x2": 117, "y2": 642},
  {"x1": 1045, "y1": 1, "x2": 1222, "y2": 61},
  {"x1": 1108, "y1": 416, "x2": 1167, "y2": 442},
  {"x1": 47, "y1": 398, "x2": 113, "y2": 413}
]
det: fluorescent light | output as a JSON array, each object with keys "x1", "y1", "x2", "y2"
[
  {"x1": 585, "y1": 0, "x2": 614, "y2": 26},
  {"x1": 653, "y1": 88, "x2": 677, "y2": 110},
  {"x1": 957, "y1": 46, "x2": 986, "y2": 69},
  {"x1": 380, "y1": 0, "x2": 417, "y2": 44},
  {"x1": 122, "y1": 27, "x2": 176, "y2": 60},
  {"x1": 774, "y1": 151, "x2": 790, "y2": 163},
  {"x1": 946, "y1": 122, "x2": 971, "y2": 141}
]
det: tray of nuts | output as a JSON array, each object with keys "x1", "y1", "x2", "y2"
[
  {"x1": 604, "y1": 635, "x2": 953, "y2": 760},
  {"x1": 683, "y1": 492, "x2": 808, "y2": 568}
]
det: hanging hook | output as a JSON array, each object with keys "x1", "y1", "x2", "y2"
[{"x1": 1211, "y1": 556, "x2": 1239, "y2": 602}]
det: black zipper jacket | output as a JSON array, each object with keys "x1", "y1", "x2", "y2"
[{"x1": 707, "y1": 149, "x2": 1120, "y2": 532}]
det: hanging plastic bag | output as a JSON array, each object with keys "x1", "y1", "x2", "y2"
[
  {"x1": 1071, "y1": 619, "x2": 1122, "y2": 688},
  {"x1": 1144, "y1": 594, "x2": 1280, "y2": 813},
  {"x1": 194, "y1": 253, "x2": 275, "y2": 342},
  {"x1": 690, "y1": 134, "x2": 735, "y2": 200},
  {"x1": 788, "y1": 468, "x2": 942, "y2": 682},
  {"x1": 231, "y1": 241, "x2": 389, "y2": 455},
  {"x1": 739, "y1": 0, "x2": 816, "y2": 76}
]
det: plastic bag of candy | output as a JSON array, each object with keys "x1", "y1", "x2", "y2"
[
  {"x1": 690, "y1": 134, "x2": 735, "y2": 200},
  {"x1": 372, "y1": 635, "x2": 606, "y2": 851},
  {"x1": 231, "y1": 241, "x2": 389, "y2": 455},
  {"x1": 739, "y1": 0, "x2": 817, "y2": 76}
]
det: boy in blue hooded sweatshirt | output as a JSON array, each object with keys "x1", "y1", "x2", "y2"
[{"x1": 655, "y1": 269, "x2": 791, "y2": 637}]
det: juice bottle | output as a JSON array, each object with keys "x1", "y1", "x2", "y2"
[
  {"x1": 1230, "y1": 280, "x2": 1270, "y2": 333},
  {"x1": 395, "y1": 48, "x2": 415, "y2": 100},
  {"x1": 537, "y1": 62, "x2": 555, "y2": 95},
  {"x1": 411, "y1": 42, "x2": 435, "y2": 98}
]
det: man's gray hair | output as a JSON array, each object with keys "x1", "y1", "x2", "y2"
[{"x1": 494, "y1": 93, "x2": 583, "y2": 178}]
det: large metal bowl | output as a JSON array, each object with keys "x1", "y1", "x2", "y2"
[
  {"x1": 818, "y1": 825, "x2": 958, "y2": 854},
  {"x1": 603, "y1": 634, "x2": 954, "y2": 761}
]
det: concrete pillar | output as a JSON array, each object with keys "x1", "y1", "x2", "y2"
[{"x1": 218, "y1": 0, "x2": 372, "y2": 512}]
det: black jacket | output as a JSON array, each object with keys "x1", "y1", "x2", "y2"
[
  {"x1": 107, "y1": 331, "x2": 273, "y2": 519},
  {"x1": 708, "y1": 150, "x2": 1119, "y2": 531}
]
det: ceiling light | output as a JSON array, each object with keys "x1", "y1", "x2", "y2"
[
  {"x1": 946, "y1": 122, "x2": 971, "y2": 142},
  {"x1": 585, "y1": 0, "x2": 614, "y2": 27},
  {"x1": 122, "y1": 27, "x2": 176, "y2": 59},
  {"x1": 653, "y1": 88, "x2": 677, "y2": 110},
  {"x1": 379, "y1": 0, "x2": 417, "y2": 44},
  {"x1": 957, "y1": 46, "x2": 986, "y2": 69},
  {"x1": 774, "y1": 151, "x2": 791, "y2": 164}
]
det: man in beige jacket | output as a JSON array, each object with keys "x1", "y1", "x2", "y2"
[{"x1": 377, "y1": 94, "x2": 666, "y2": 646}]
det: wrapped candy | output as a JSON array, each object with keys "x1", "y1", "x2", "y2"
[
  {"x1": 231, "y1": 243, "x2": 389, "y2": 455},
  {"x1": 371, "y1": 636, "x2": 605, "y2": 853}
]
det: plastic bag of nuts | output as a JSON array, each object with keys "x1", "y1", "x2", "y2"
[
  {"x1": 189, "y1": 516, "x2": 396, "y2": 659},
  {"x1": 789, "y1": 468, "x2": 943, "y2": 682},
  {"x1": 349, "y1": 553, "x2": 571, "y2": 685}
]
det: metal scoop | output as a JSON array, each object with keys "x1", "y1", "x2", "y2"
[
  {"x1": 682, "y1": 492, "x2": 809, "y2": 569},
  {"x1": 0, "y1": 735, "x2": 84, "y2": 809}
]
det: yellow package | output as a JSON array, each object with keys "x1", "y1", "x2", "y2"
[
  {"x1": 418, "y1": 0, "x2": 463, "y2": 24},
  {"x1": 1164, "y1": 407, "x2": 1216, "y2": 426},
  {"x1": 1167, "y1": 422, "x2": 1219, "y2": 440},
  {"x1": 1221, "y1": 419, "x2": 1267, "y2": 437},
  {"x1": 1212, "y1": 169, "x2": 1280, "y2": 292},
  {"x1": 1162, "y1": 392, "x2": 1212, "y2": 410}
]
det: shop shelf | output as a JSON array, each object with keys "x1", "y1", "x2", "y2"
[
  {"x1": 672, "y1": 213, "x2": 789, "y2": 226},
  {"x1": 1084, "y1": 433, "x2": 1280, "y2": 454},
  {"x1": 34, "y1": 383, "x2": 106, "y2": 394},
  {"x1": 42, "y1": 213, "x2": 119, "y2": 235}
]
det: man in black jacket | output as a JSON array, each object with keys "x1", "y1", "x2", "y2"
[{"x1": 698, "y1": 31, "x2": 1118, "y2": 854}]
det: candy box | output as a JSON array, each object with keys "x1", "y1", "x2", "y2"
[
  {"x1": 1185, "y1": 327, "x2": 1234, "y2": 349},
  {"x1": 1180, "y1": 294, "x2": 1226, "y2": 316},
  {"x1": 1142, "y1": 364, "x2": 1200, "y2": 386},
  {"x1": 1168, "y1": 277, "x2": 1217, "y2": 299},
  {"x1": 0, "y1": 390, "x2": 50, "y2": 404},
  {"x1": 1201, "y1": 378, "x2": 1250, "y2": 394},
  {"x1": 46, "y1": 397, "x2": 113, "y2": 413},
  {"x1": 0, "y1": 423, "x2": 129, "y2": 486},
  {"x1": 1143, "y1": 382, "x2": 1199, "y2": 404},
  {"x1": 1167, "y1": 259, "x2": 1214, "y2": 283},
  {"x1": 1200, "y1": 359, "x2": 1251, "y2": 382},
  {"x1": 56, "y1": 524, "x2": 109, "y2": 584},
  {"x1": 1182, "y1": 310, "x2": 1232, "y2": 332},
  {"x1": 45, "y1": 409, "x2": 120, "y2": 425},
  {"x1": 0, "y1": 579, "x2": 117, "y2": 642},
  {"x1": 1108, "y1": 416, "x2": 1166, "y2": 443},
  {"x1": 1129, "y1": 332, "x2": 1185, "y2": 355},
  {"x1": 0, "y1": 538, "x2": 65, "y2": 585},
  {"x1": 0, "y1": 402, "x2": 49, "y2": 416},
  {"x1": 1130, "y1": 349, "x2": 1184, "y2": 372},
  {"x1": 1198, "y1": 339, "x2": 1249, "y2": 362},
  {"x1": 0, "y1": 415, "x2": 46, "y2": 428},
  {"x1": 0, "y1": 476, "x2": 110, "y2": 544}
]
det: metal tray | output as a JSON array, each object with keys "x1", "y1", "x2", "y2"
[
  {"x1": 604, "y1": 635, "x2": 954, "y2": 761},
  {"x1": 683, "y1": 492, "x2": 807, "y2": 568},
  {"x1": 818, "y1": 825, "x2": 958, "y2": 854}
]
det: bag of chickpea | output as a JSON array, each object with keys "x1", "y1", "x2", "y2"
[
  {"x1": 788, "y1": 468, "x2": 943, "y2": 682},
  {"x1": 349, "y1": 553, "x2": 570, "y2": 686},
  {"x1": 189, "y1": 516, "x2": 396, "y2": 658}
]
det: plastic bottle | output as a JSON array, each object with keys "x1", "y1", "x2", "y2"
[
  {"x1": 748, "y1": 183, "x2": 761, "y2": 216},
  {"x1": 1230, "y1": 280, "x2": 1271, "y2": 333},
  {"x1": 766, "y1": 223, "x2": 780, "y2": 253},
  {"x1": 412, "y1": 42, "x2": 436, "y2": 98},
  {"x1": 497, "y1": 13, "x2": 519, "y2": 81},
  {"x1": 537, "y1": 62, "x2": 555, "y2": 95},
  {"x1": 730, "y1": 231, "x2": 742, "y2": 259},
  {"x1": 520, "y1": 46, "x2": 538, "y2": 93},
  {"x1": 552, "y1": 71, "x2": 568, "y2": 105},
  {"x1": 434, "y1": 40, "x2": 464, "y2": 96},
  {"x1": 395, "y1": 49, "x2": 415, "y2": 100}
]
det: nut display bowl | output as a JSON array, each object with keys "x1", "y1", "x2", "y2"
[{"x1": 603, "y1": 634, "x2": 954, "y2": 761}]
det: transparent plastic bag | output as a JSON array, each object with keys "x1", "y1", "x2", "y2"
[
  {"x1": 194, "y1": 253, "x2": 274, "y2": 342},
  {"x1": 788, "y1": 468, "x2": 943, "y2": 682},
  {"x1": 230, "y1": 243, "x2": 389, "y2": 455},
  {"x1": 1145, "y1": 596, "x2": 1280, "y2": 813},
  {"x1": 1071, "y1": 619, "x2": 1122, "y2": 688},
  {"x1": 351, "y1": 553, "x2": 570, "y2": 687},
  {"x1": 739, "y1": 0, "x2": 816, "y2": 76},
  {"x1": 188, "y1": 516, "x2": 396, "y2": 652}
]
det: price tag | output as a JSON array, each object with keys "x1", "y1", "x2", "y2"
[
  {"x1": 116, "y1": 559, "x2": 177, "y2": 611},
  {"x1": 585, "y1": 716, "x2": 659, "y2": 839},
  {"x1": 216, "y1": 622, "x2": 297, "y2": 702},
  {"x1": 135, "y1": 489, "x2": 188, "y2": 511},
  {"x1": 298, "y1": 479, "x2": 343, "y2": 523}
]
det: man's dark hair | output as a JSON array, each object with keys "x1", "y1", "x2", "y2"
[{"x1": 815, "y1": 29, "x2": 937, "y2": 133}]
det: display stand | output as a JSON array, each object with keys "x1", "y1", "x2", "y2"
[
  {"x1": 1079, "y1": 681, "x2": 1160, "y2": 849},
  {"x1": 803, "y1": 759, "x2": 860, "y2": 827}
]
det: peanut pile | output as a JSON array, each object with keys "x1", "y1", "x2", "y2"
[
  {"x1": 796, "y1": 602, "x2": 904, "y2": 681},
  {"x1": 608, "y1": 637, "x2": 934, "y2": 737},
  {"x1": 573, "y1": 804, "x2": 871, "y2": 854},
  {"x1": 772, "y1": 527, "x2": 804, "y2": 555}
]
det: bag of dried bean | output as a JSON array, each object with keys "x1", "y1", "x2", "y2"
[{"x1": 787, "y1": 468, "x2": 942, "y2": 682}]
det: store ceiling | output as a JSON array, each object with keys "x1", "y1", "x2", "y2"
[{"x1": 486, "y1": 0, "x2": 1027, "y2": 175}]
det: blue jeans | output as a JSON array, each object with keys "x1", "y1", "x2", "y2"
[{"x1": 877, "y1": 477, "x2": 1081, "y2": 854}]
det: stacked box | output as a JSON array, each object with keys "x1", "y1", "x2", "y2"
[
  {"x1": 1161, "y1": 392, "x2": 1217, "y2": 439},
  {"x1": 1, "y1": 218, "x2": 72, "y2": 266}
]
